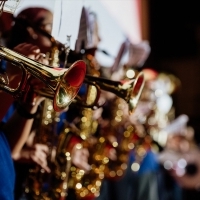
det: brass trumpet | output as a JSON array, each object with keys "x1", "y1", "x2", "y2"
[
  {"x1": 0, "y1": 45, "x2": 86, "y2": 112},
  {"x1": 84, "y1": 71, "x2": 145, "y2": 113}
]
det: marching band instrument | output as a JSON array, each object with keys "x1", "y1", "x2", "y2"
[
  {"x1": 68, "y1": 66, "x2": 101, "y2": 199},
  {"x1": 68, "y1": 71, "x2": 145, "y2": 199},
  {"x1": 0, "y1": 45, "x2": 86, "y2": 112},
  {"x1": 84, "y1": 71, "x2": 145, "y2": 114}
]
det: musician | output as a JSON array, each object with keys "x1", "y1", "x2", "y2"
[
  {"x1": 0, "y1": 7, "x2": 91, "y2": 199},
  {"x1": 0, "y1": 7, "x2": 48, "y2": 200},
  {"x1": 0, "y1": 7, "x2": 54, "y2": 185},
  {"x1": 0, "y1": 40, "x2": 49, "y2": 200}
]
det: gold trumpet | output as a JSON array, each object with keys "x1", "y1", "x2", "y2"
[
  {"x1": 0, "y1": 45, "x2": 86, "y2": 112},
  {"x1": 84, "y1": 71, "x2": 145, "y2": 113}
]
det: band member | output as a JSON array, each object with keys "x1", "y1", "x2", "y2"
[
  {"x1": 0, "y1": 41, "x2": 49, "y2": 200},
  {"x1": 1, "y1": 6, "x2": 90, "y2": 200}
]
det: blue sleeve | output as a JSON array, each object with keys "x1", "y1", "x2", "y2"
[
  {"x1": 2, "y1": 103, "x2": 17, "y2": 123},
  {"x1": 129, "y1": 150, "x2": 159, "y2": 175},
  {"x1": 0, "y1": 131, "x2": 15, "y2": 200}
]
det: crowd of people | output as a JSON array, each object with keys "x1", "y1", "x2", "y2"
[{"x1": 0, "y1": 2, "x2": 200, "y2": 200}]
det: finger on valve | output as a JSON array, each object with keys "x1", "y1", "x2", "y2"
[
  {"x1": 13, "y1": 43, "x2": 40, "y2": 58},
  {"x1": 13, "y1": 43, "x2": 49, "y2": 65}
]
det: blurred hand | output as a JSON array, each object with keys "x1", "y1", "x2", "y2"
[
  {"x1": 107, "y1": 147, "x2": 117, "y2": 161},
  {"x1": 71, "y1": 144, "x2": 91, "y2": 172},
  {"x1": 13, "y1": 43, "x2": 49, "y2": 65},
  {"x1": 29, "y1": 143, "x2": 50, "y2": 172},
  {"x1": 14, "y1": 143, "x2": 51, "y2": 173},
  {"x1": 105, "y1": 135, "x2": 117, "y2": 161},
  {"x1": 12, "y1": 43, "x2": 50, "y2": 110}
]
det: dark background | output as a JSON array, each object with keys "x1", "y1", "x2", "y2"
[{"x1": 146, "y1": 1, "x2": 200, "y2": 143}]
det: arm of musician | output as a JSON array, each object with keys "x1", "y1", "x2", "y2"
[
  {"x1": 13, "y1": 143, "x2": 51, "y2": 173},
  {"x1": 1, "y1": 43, "x2": 48, "y2": 156},
  {"x1": 3, "y1": 98, "x2": 41, "y2": 157},
  {"x1": 12, "y1": 131, "x2": 50, "y2": 173},
  {"x1": 0, "y1": 43, "x2": 47, "y2": 120}
]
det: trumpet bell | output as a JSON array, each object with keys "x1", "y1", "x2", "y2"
[
  {"x1": 0, "y1": 45, "x2": 86, "y2": 112},
  {"x1": 53, "y1": 60, "x2": 86, "y2": 111},
  {"x1": 84, "y1": 71, "x2": 145, "y2": 114},
  {"x1": 128, "y1": 72, "x2": 145, "y2": 113}
]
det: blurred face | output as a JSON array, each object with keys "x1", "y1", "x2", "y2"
[
  {"x1": 35, "y1": 10, "x2": 53, "y2": 34},
  {"x1": 31, "y1": 10, "x2": 53, "y2": 53}
]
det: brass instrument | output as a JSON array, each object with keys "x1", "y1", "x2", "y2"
[
  {"x1": 101, "y1": 97, "x2": 136, "y2": 179},
  {"x1": 46, "y1": 34, "x2": 60, "y2": 68},
  {"x1": 68, "y1": 65, "x2": 101, "y2": 199},
  {"x1": 84, "y1": 71, "x2": 145, "y2": 113},
  {"x1": 0, "y1": 45, "x2": 86, "y2": 112},
  {"x1": 101, "y1": 96, "x2": 154, "y2": 179}
]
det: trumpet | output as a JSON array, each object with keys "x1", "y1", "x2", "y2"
[
  {"x1": 0, "y1": 45, "x2": 86, "y2": 112},
  {"x1": 84, "y1": 71, "x2": 145, "y2": 113}
]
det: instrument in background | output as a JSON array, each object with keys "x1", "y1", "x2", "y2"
[
  {"x1": 158, "y1": 123, "x2": 200, "y2": 190},
  {"x1": 100, "y1": 97, "x2": 135, "y2": 179},
  {"x1": 25, "y1": 100, "x2": 73, "y2": 200},
  {"x1": 84, "y1": 71, "x2": 145, "y2": 113},
  {"x1": 92, "y1": 68, "x2": 147, "y2": 180},
  {"x1": 67, "y1": 71, "x2": 145, "y2": 199},
  {"x1": 67, "y1": 58, "x2": 101, "y2": 199},
  {"x1": 0, "y1": 45, "x2": 86, "y2": 112},
  {"x1": 138, "y1": 71, "x2": 181, "y2": 148},
  {"x1": 102, "y1": 96, "x2": 155, "y2": 179},
  {"x1": 45, "y1": 34, "x2": 60, "y2": 68}
]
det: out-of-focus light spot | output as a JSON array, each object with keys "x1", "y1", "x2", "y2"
[
  {"x1": 176, "y1": 168, "x2": 185, "y2": 177},
  {"x1": 163, "y1": 160, "x2": 173, "y2": 170},
  {"x1": 126, "y1": 69, "x2": 135, "y2": 79},
  {"x1": 177, "y1": 158, "x2": 187, "y2": 169},
  {"x1": 131, "y1": 162, "x2": 140, "y2": 172}
]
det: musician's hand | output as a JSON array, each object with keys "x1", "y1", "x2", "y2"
[
  {"x1": 13, "y1": 43, "x2": 49, "y2": 65},
  {"x1": 12, "y1": 43, "x2": 50, "y2": 111},
  {"x1": 29, "y1": 143, "x2": 51, "y2": 173},
  {"x1": 71, "y1": 144, "x2": 91, "y2": 172},
  {"x1": 12, "y1": 143, "x2": 51, "y2": 173},
  {"x1": 107, "y1": 147, "x2": 117, "y2": 161}
]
